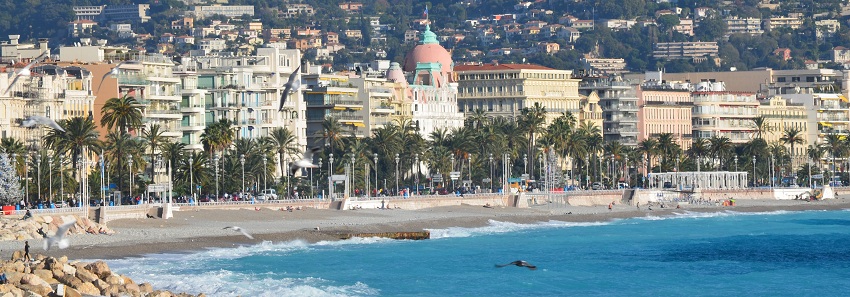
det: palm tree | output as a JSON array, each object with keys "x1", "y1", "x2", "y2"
[
  {"x1": 750, "y1": 116, "x2": 770, "y2": 140},
  {"x1": 201, "y1": 118, "x2": 235, "y2": 154},
  {"x1": 44, "y1": 117, "x2": 101, "y2": 176},
  {"x1": 319, "y1": 117, "x2": 345, "y2": 154},
  {"x1": 824, "y1": 134, "x2": 845, "y2": 184},
  {"x1": 269, "y1": 127, "x2": 300, "y2": 177},
  {"x1": 142, "y1": 124, "x2": 166, "y2": 182},
  {"x1": 100, "y1": 95, "x2": 143, "y2": 134},
  {"x1": 688, "y1": 138, "x2": 710, "y2": 171},
  {"x1": 467, "y1": 108, "x2": 489, "y2": 129},
  {"x1": 779, "y1": 127, "x2": 805, "y2": 172},
  {"x1": 517, "y1": 103, "x2": 547, "y2": 176},
  {"x1": 1, "y1": 137, "x2": 27, "y2": 175},
  {"x1": 638, "y1": 138, "x2": 658, "y2": 176},
  {"x1": 160, "y1": 141, "x2": 187, "y2": 183},
  {"x1": 708, "y1": 136, "x2": 733, "y2": 171},
  {"x1": 104, "y1": 131, "x2": 146, "y2": 194},
  {"x1": 807, "y1": 144, "x2": 825, "y2": 186},
  {"x1": 656, "y1": 133, "x2": 681, "y2": 171}
]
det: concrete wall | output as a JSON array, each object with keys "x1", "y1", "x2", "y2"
[{"x1": 343, "y1": 195, "x2": 510, "y2": 210}]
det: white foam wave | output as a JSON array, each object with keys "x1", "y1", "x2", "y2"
[
  {"x1": 427, "y1": 219, "x2": 610, "y2": 239},
  {"x1": 108, "y1": 263, "x2": 378, "y2": 297},
  {"x1": 634, "y1": 209, "x2": 796, "y2": 221}
]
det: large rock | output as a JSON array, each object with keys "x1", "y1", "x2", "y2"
[
  {"x1": 74, "y1": 268, "x2": 97, "y2": 283},
  {"x1": 31, "y1": 270, "x2": 54, "y2": 284},
  {"x1": 11, "y1": 251, "x2": 23, "y2": 261},
  {"x1": 99, "y1": 285, "x2": 119, "y2": 297},
  {"x1": 92, "y1": 279, "x2": 109, "y2": 292},
  {"x1": 20, "y1": 274, "x2": 49, "y2": 288},
  {"x1": 50, "y1": 268, "x2": 64, "y2": 280},
  {"x1": 84, "y1": 261, "x2": 111, "y2": 280},
  {"x1": 139, "y1": 283, "x2": 153, "y2": 294},
  {"x1": 57, "y1": 275, "x2": 82, "y2": 289},
  {"x1": 62, "y1": 286, "x2": 82, "y2": 297},
  {"x1": 105, "y1": 274, "x2": 123, "y2": 286},
  {"x1": 123, "y1": 283, "x2": 140, "y2": 294},
  {"x1": 121, "y1": 275, "x2": 135, "y2": 286},
  {"x1": 17, "y1": 283, "x2": 52, "y2": 296},
  {"x1": 149, "y1": 290, "x2": 174, "y2": 297},
  {"x1": 74, "y1": 282, "x2": 99, "y2": 296},
  {"x1": 41, "y1": 216, "x2": 53, "y2": 224},
  {"x1": 61, "y1": 264, "x2": 75, "y2": 276}
]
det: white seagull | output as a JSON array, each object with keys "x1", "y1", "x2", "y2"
[
  {"x1": 289, "y1": 147, "x2": 321, "y2": 176},
  {"x1": 95, "y1": 60, "x2": 137, "y2": 94},
  {"x1": 224, "y1": 226, "x2": 254, "y2": 239},
  {"x1": 44, "y1": 219, "x2": 77, "y2": 251},
  {"x1": 4, "y1": 51, "x2": 48, "y2": 95},
  {"x1": 278, "y1": 65, "x2": 301, "y2": 111},
  {"x1": 21, "y1": 115, "x2": 65, "y2": 132}
]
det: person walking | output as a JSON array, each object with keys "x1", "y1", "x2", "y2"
[{"x1": 23, "y1": 241, "x2": 31, "y2": 261}]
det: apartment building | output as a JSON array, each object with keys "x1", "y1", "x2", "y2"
[
  {"x1": 581, "y1": 58, "x2": 628, "y2": 76},
  {"x1": 637, "y1": 79, "x2": 693, "y2": 149},
  {"x1": 579, "y1": 76, "x2": 640, "y2": 146},
  {"x1": 691, "y1": 88, "x2": 759, "y2": 144},
  {"x1": 653, "y1": 41, "x2": 719, "y2": 61},
  {"x1": 190, "y1": 5, "x2": 255, "y2": 19},
  {"x1": 303, "y1": 73, "x2": 364, "y2": 147},
  {"x1": 763, "y1": 17, "x2": 803, "y2": 31},
  {"x1": 725, "y1": 17, "x2": 764, "y2": 35},
  {"x1": 758, "y1": 96, "x2": 808, "y2": 158}
]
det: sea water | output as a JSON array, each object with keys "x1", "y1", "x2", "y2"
[{"x1": 107, "y1": 210, "x2": 850, "y2": 296}]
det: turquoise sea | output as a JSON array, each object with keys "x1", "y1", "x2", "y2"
[{"x1": 107, "y1": 209, "x2": 850, "y2": 296}]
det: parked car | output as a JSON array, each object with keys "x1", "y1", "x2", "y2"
[
  {"x1": 257, "y1": 189, "x2": 278, "y2": 200},
  {"x1": 591, "y1": 182, "x2": 604, "y2": 190}
]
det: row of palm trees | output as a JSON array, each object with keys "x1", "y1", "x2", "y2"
[{"x1": 3, "y1": 98, "x2": 848, "y2": 204}]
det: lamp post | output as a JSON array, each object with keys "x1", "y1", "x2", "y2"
[
  {"x1": 753, "y1": 157, "x2": 757, "y2": 187},
  {"x1": 35, "y1": 154, "x2": 40, "y2": 205},
  {"x1": 808, "y1": 156, "x2": 812, "y2": 188},
  {"x1": 415, "y1": 154, "x2": 419, "y2": 195},
  {"x1": 329, "y1": 153, "x2": 334, "y2": 198},
  {"x1": 214, "y1": 154, "x2": 220, "y2": 200},
  {"x1": 770, "y1": 155, "x2": 775, "y2": 187},
  {"x1": 316, "y1": 158, "x2": 321, "y2": 198},
  {"x1": 523, "y1": 153, "x2": 528, "y2": 176},
  {"x1": 188, "y1": 156, "x2": 194, "y2": 200},
  {"x1": 240, "y1": 154, "x2": 246, "y2": 200},
  {"x1": 450, "y1": 154, "x2": 455, "y2": 190},
  {"x1": 610, "y1": 154, "x2": 615, "y2": 189},
  {"x1": 395, "y1": 154, "x2": 399, "y2": 196},
  {"x1": 373, "y1": 153, "x2": 378, "y2": 196},
  {"x1": 48, "y1": 157, "x2": 54, "y2": 206},
  {"x1": 349, "y1": 154, "x2": 355, "y2": 197},
  {"x1": 262, "y1": 156, "x2": 267, "y2": 195},
  {"x1": 127, "y1": 154, "x2": 133, "y2": 205},
  {"x1": 539, "y1": 155, "x2": 544, "y2": 188},
  {"x1": 625, "y1": 156, "x2": 630, "y2": 188},
  {"x1": 489, "y1": 153, "x2": 493, "y2": 192}
]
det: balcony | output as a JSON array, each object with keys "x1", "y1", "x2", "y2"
[
  {"x1": 117, "y1": 74, "x2": 147, "y2": 86},
  {"x1": 372, "y1": 105, "x2": 394, "y2": 114}
]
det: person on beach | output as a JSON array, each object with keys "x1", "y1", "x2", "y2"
[
  {"x1": 23, "y1": 241, "x2": 30, "y2": 261},
  {"x1": 608, "y1": 203, "x2": 612, "y2": 211}
]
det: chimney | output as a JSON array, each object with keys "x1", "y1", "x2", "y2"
[
  {"x1": 80, "y1": 38, "x2": 91, "y2": 46},
  {"x1": 97, "y1": 39, "x2": 107, "y2": 46},
  {"x1": 8, "y1": 35, "x2": 19, "y2": 45},
  {"x1": 38, "y1": 38, "x2": 48, "y2": 50}
]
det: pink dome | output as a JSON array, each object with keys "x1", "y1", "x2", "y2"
[
  {"x1": 402, "y1": 25, "x2": 453, "y2": 74},
  {"x1": 386, "y1": 62, "x2": 407, "y2": 84}
]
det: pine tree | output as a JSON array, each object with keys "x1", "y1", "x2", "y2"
[{"x1": 0, "y1": 153, "x2": 23, "y2": 205}]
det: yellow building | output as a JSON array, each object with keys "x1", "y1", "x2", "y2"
[
  {"x1": 454, "y1": 63, "x2": 597, "y2": 126},
  {"x1": 758, "y1": 96, "x2": 808, "y2": 158}
]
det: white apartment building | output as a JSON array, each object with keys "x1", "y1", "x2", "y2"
[
  {"x1": 725, "y1": 17, "x2": 764, "y2": 35},
  {"x1": 190, "y1": 5, "x2": 255, "y2": 19},
  {"x1": 691, "y1": 89, "x2": 759, "y2": 144}
]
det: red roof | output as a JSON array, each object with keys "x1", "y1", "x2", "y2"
[{"x1": 454, "y1": 63, "x2": 553, "y2": 71}]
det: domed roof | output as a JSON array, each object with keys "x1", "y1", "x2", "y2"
[
  {"x1": 385, "y1": 62, "x2": 406, "y2": 84},
  {"x1": 403, "y1": 25, "x2": 453, "y2": 74}
]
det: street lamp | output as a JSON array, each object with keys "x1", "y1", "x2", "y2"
[
  {"x1": 315, "y1": 158, "x2": 321, "y2": 198},
  {"x1": 127, "y1": 154, "x2": 133, "y2": 205},
  {"x1": 523, "y1": 153, "x2": 528, "y2": 175},
  {"x1": 240, "y1": 154, "x2": 246, "y2": 201},
  {"x1": 214, "y1": 154, "x2": 220, "y2": 200},
  {"x1": 35, "y1": 154, "x2": 40, "y2": 206},
  {"x1": 415, "y1": 154, "x2": 419, "y2": 195},
  {"x1": 395, "y1": 153, "x2": 400, "y2": 196},
  {"x1": 350, "y1": 154, "x2": 355, "y2": 196},
  {"x1": 753, "y1": 157, "x2": 757, "y2": 187},
  {"x1": 610, "y1": 154, "x2": 615, "y2": 189},
  {"x1": 329, "y1": 153, "x2": 334, "y2": 198},
  {"x1": 540, "y1": 155, "x2": 545, "y2": 188},
  {"x1": 373, "y1": 153, "x2": 378, "y2": 196},
  {"x1": 625, "y1": 155, "x2": 629, "y2": 188},
  {"x1": 185, "y1": 156, "x2": 192, "y2": 201},
  {"x1": 450, "y1": 154, "x2": 455, "y2": 190},
  {"x1": 48, "y1": 157, "x2": 54, "y2": 206},
  {"x1": 262, "y1": 156, "x2": 267, "y2": 195},
  {"x1": 489, "y1": 153, "x2": 493, "y2": 192}
]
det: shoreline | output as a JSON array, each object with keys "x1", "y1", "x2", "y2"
[{"x1": 2, "y1": 199, "x2": 849, "y2": 261}]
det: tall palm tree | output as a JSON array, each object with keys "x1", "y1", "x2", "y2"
[
  {"x1": 100, "y1": 95, "x2": 143, "y2": 134},
  {"x1": 160, "y1": 141, "x2": 187, "y2": 184},
  {"x1": 319, "y1": 117, "x2": 345, "y2": 154},
  {"x1": 142, "y1": 124, "x2": 166, "y2": 181},
  {"x1": 201, "y1": 118, "x2": 236, "y2": 154},
  {"x1": 824, "y1": 134, "x2": 845, "y2": 183},
  {"x1": 807, "y1": 144, "x2": 825, "y2": 185},
  {"x1": 750, "y1": 116, "x2": 770, "y2": 140},
  {"x1": 688, "y1": 138, "x2": 710, "y2": 171},
  {"x1": 44, "y1": 117, "x2": 101, "y2": 175},
  {"x1": 467, "y1": 108, "x2": 489, "y2": 129},
  {"x1": 269, "y1": 127, "x2": 301, "y2": 177},
  {"x1": 517, "y1": 103, "x2": 547, "y2": 176},
  {"x1": 656, "y1": 133, "x2": 680, "y2": 171},
  {"x1": 779, "y1": 127, "x2": 805, "y2": 172},
  {"x1": 104, "y1": 131, "x2": 146, "y2": 194},
  {"x1": 638, "y1": 138, "x2": 658, "y2": 175},
  {"x1": 1, "y1": 137, "x2": 27, "y2": 175},
  {"x1": 708, "y1": 136, "x2": 733, "y2": 171}
]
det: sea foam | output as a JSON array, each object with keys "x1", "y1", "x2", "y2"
[{"x1": 427, "y1": 219, "x2": 610, "y2": 239}]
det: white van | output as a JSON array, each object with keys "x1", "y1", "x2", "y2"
[{"x1": 257, "y1": 189, "x2": 278, "y2": 200}]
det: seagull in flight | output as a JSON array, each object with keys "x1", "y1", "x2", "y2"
[
  {"x1": 495, "y1": 260, "x2": 537, "y2": 270},
  {"x1": 224, "y1": 226, "x2": 254, "y2": 239},
  {"x1": 289, "y1": 147, "x2": 321, "y2": 176},
  {"x1": 278, "y1": 65, "x2": 301, "y2": 111},
  {"x1": 44, "y1": 219, "x2": 77, "y2": 251},
  {"x1": 4, "y1": 51, "x2": 48, "y2": 95},
  {"x1": 95, "y1": 60, "x2": 137, "y2": 94},
  {"x1": 21, "y1": 115, "x2": 65, "y2": 132}
]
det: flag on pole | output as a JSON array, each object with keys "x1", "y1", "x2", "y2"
[{"x1": 423, "y1": 6, "x2": 428, "y2": 19}]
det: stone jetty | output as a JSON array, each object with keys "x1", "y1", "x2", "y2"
[{"x1": 0, "y1": 215, "x2": 113, "y2": 241}]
